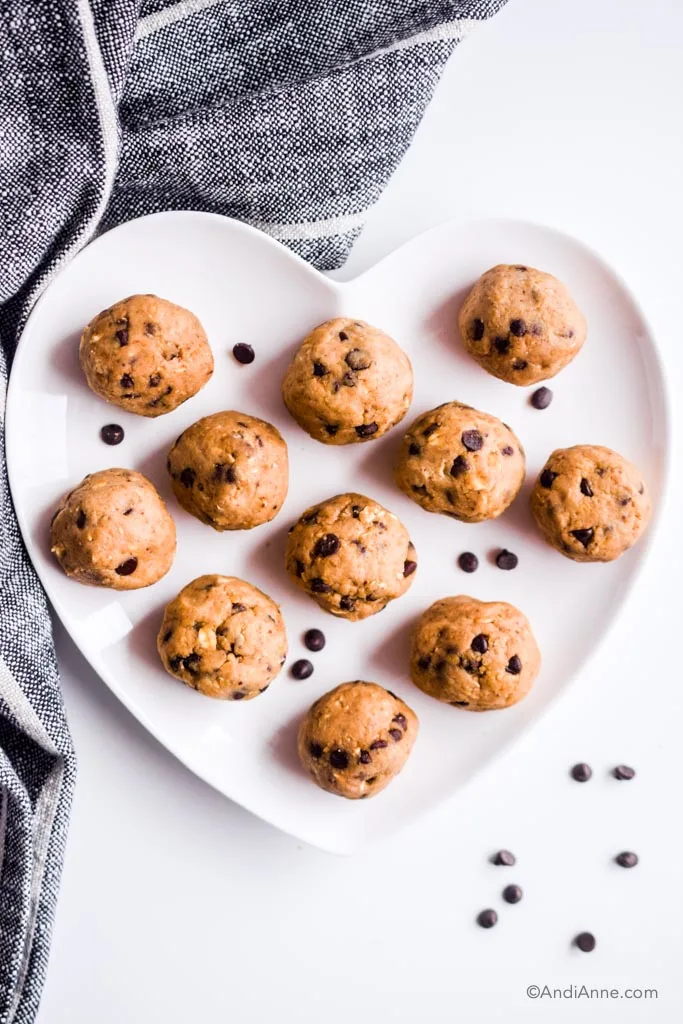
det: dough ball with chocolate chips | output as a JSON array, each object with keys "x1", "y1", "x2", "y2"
[
  {"x1": 458, "y1": 265, "x2": 587, "y2": 385},
  {"x1": 411, "y1": 596, "x2": 540, "y2": 710},
  {"x1": 157, "y1": 575, "x2": 287, "y2": 700},
  {"x1": 167, "y1": 410, "x2": 288, "y2": 531},
  {"x1": 285, "y1": 492, "x2": 417, "y2": 620},
  {"x1": 530, "y1": 444, "x2": 651, "y2": 562},
  {"x1": 297, "y1": 681, "x2": 419, "y2": 799},
  {"x1": 281, "y1": 317, "x2": 413, "y2": 444},
  {"x1": 79, "y1": 294, "x2": 213, "y2": 416},
  {"x1": 395, "y1": 401, "x2": 525, "y2": 523},
  {"x1": 50, "y1": 468, "x2": 176, "y2": 589}
]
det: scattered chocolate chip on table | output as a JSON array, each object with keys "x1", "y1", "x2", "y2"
[
  {"x1": 615, "y1": 851, "x2": 638, "y2": 868},
  {"x1": 531, "y1": 386, "x2": 553, "y2": 410},
  {"x1": 492, "y1": 849, "x2": 516, "y2": 866},
  {"x1": 477, "y1": 909, "x2": 498, "y2": 929},
  {"x1": 291, "y1": 659, "x2": 314, "y2": 680},
  {"x1": 303, "y1": 628, "x2": 325, "y2": 652},
  {"x1": 458, "y1": 551, "x2": 479, "y2": 573},
  {"x1": 100, "y1": 423, "x2": 124, "y2": 445},
  {"x1": 570, "y1": 762, "x2": 593, "y2": 782},
  {"x1": 233, "y1": 343, "x2": 255, "y2": 364},
  {"x1": 495, "y1": 548, "x2": 518, "y2": 570},
  {"x1": 502, "y1": 884, "x2": 523, "y2": 904},
  {"x1": 575, "y1": 932, "x2": 596, "y2": 953},
  {"x1": 613, "y1": 764, "x2": 636, "y2": 780}
]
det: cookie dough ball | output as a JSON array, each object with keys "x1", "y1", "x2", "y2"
[
  {"x1": 297, "y1": 682, "x2": 418, "y2": 799},
  {"x1": 530, "y1": 445, "x2": 651, "y2": 562},
  {"x1": 157, "y1": 575, "x2": 287, "y2": 700},
  {"x1": 395, "y1": 401, "x2": 525, "y2": 523},
  {"x1": 167, "y1": 411, "x2": 288, "y2": 531},
  {"x1": 285, "y1": 493, "x2": 417, "y2": 620},
  {"x1": 282, "y1": 317, "x2": 413, "y2": 444},
  {"x1": 411, "y1": 596, "x2": 540, "y2": 710},
  {"x1": 80, "y1": 294, "x2": 213, "y2": 416},
  {"x1": 50, "y1": 468, "x2": 176, "y2": 589},
  {"x1": 458, "y1": 265, "x2": 587, "y2": 385}
]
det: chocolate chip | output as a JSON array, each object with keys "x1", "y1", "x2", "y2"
[
  {"x1": 359, "y1": 750, "x2": 372, "y2": 765},
  {"x1": 510, "y1": 319, "x2": 527, "y2": 337},
  {"x1": 403, "y1": 559, "x2": 417, "y2": 577},
  {"x1": 356, "y1": 422, "x2": 378, "y2": 438},
  {"x1": 182, "y1": 653, "x2": 200, "y2": 673},
  {"x1": 342, "y1": 371, "x2": 357, "y2": 387},
  {"x1": 461, "y1": 659, "x2": 478, "y2": 675},
  {"x1": 471, "y1": 634, "x2": 488, "y2": 654},
  {"x1": 408, "y1": 442, "x2": 421, "y2": 456},
  {"x1": 477, "y1": 909, "x2": 497, "y2": 929},
  {"x1": 512, "y1": 359, "x2": 528, "y2": 371},
  {"x1": 503, "y1": 885, "x2": 523, "y2": 904},
  {"x1": 571, "y1": 762, "x2": 592, "y2": 782},
  {"x1": 232, "y1": 691, "x2": 246, "y2": 700},
  {"x1": 451, "y1": 700, "x2": 469, "y2": 706},
  {"x1": 613, "y1": 764, "x2": 636, "y2": 780},
  {"x1": 492, "y1": 849, "x2": 516, "y2": 866},
  {"x1": 458, "y1": 552, "x2": 479, "y2": 573},
  {"x1": 506, "y1": 655, "x2": 522, "y2": 675},
  {"x1": 148, "y1": 373, "x2": 161, "y2": 387},
  {"x1": 144, "y1": 322, "x2": 156, "y2": 335},
  {"x1": 329, "y1": 748, "x2": 349, "y2": 769},
  {"x1": 462, "y1": 429, "x2": 483, "y2": 452},
  {"x1": 370, "y1": 739, "x2": 388, "y2": 750},
  {"x1": 180, "y1": 467, "x2": 196, "y2": 488},
  {"x1": 570, "y1": 528, "x2": 594, "y2": 548},
  {"x1": 423, "y1": 422, "x2": 439, "y2": 438},
  {"x1": 615, "y1": 851, "x2": 638, "y2": 868},
  {"x1": 493, "y1": 336, "x2": 510, "y2": 354},
  {"x1": 351, "y1": 505, "x2": 362, "y2": 518},
  {"x1": 313, "y1": 362, "x2": 327, "y2": 376},
  {"x1": 304, "y1": 629, "x2": 325, "y2": 652},
  {"x1": 540, "y1": 468, "x2": 557, "y2": 488},
  {"x1": 115, "y1": 557, "x2": 137, "y2": 576},
  {"x1": 115, "y1": 328, "x2": 129, "y2": 346},
  {"x1": 231, "y1": 603, "x2": 246, "y2": 613},
  {"x1": 310, "y1": 578, "x2": 332, "y2": 594},
  {"x1": 417, "y1": 655, "x2": 431, "y2": 670},
  {"x1": 309, "y1": 742, "x2": 323, "y2": 759},
  {"x1": 294, "y1": 559, "x2": 305, "y2": 578},
  {"x1": 515, "y1": 265, "x2": 527, "y2": 272},
  {"x1": 501, "y1": 446, "x2": 514, "y2": 456},
  {"x1": 120, "y1": 373, "x2": 134, "y2": 389},
  {"x1": 162, "y1": 630, "x2": 172, "y2": 643},
  {"x1": 496, "y1": 549, "x2": 518, "y2": 571},
  {"x1": 450, "y1": 455, "x2": 469, "y2": 477},
  {"x1": 580, "y1": 478, "x2": 593, "y2": 497},
  {"x1": 100, "y1": 423, "x2": 124, "y2": 445},
  {"x1": 471, "y1": 318, "x2": 485, "y2": 341},
  {"x1": 393, "y1": 713, "x2": 407, "y2": 729},
  {"x1": 313, "y1": 533, "x2": 340, "y2": 558},
  {"x1": 338, "y1": 331, "x2": 348, "y2": 341},
  {"x1": 531, "y1": 386, "x2": 553, "y2": 410},
  {"x1": 389, "y1": 728, "x2": 403, "y2": 742},
  {"x1": 291, "y1": 659, "x2": 313, "y2": 680},
  {"x1": 76, "y1": 510, "x2": 86, "y2": 529},
  {"x1": 123, "y1": 507, "x2": 133, "y2": 515},
  {"x1": 339, "y1": 596, "x2": 355, "y2": 611},
  {"x1": 575, "y1": 932, "x2": 596, "y2": 953},
  {"x1": 325, "y1": 424, "x2": 339, "y2": 436},
  {"x1": 345, "y1": 348, "x2": 371, "y2": 370},
  {"x1": 412, "y1": 484, "x2": 428, "y2": 495},
  {"x1": 169, "y1": 656, "x2": 183, "y2": 672},
  {"x1": 233, "y1": 343, "x2": 255, "y2": 364}
]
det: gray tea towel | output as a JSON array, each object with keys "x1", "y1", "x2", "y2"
[{"x1": 0, "y1": 1, "x2": 507, "y2": 1019}]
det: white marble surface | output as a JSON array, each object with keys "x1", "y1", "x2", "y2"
[{"x1": 37, "y1": 0, "x2": 683, "y2": 1020}]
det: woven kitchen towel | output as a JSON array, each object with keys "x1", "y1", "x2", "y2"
[{"x1": 0, "y1": 1, "x2": 508, "y2": 1020}]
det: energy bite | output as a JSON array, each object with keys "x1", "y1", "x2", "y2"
[
  {"x1": 167, "y1": 410, "x2": 288, "y2": 531},
  {"x1": 157, "y1": 575, "x2": 287, "y2": 700},
  {"x1": 297, "y1": 681, "x2": 418, "y2": 799},
  {"x1": 285, "y1": 492, "x2": 417, "y2": 620},
  {"x1": 410, "y1": 596, "x2": 540, "y2": 710},
  {"x1": 530, "y1": 444, "x2": 651, "y2": 562},
  {"x1": 458, "y1": 265, "x2": 587, "y2": 385},
  {"x1": 50, "y1": 468, "x2": 176, "y2": 589},
  {"x1": 80, "y1": 294, "x2": 213, "y2": 416},
  {"x1": 281, "y1": 317, "x2": 413, "y2": 444},
  {"x1": 395, "y1": 401, "x2": 525, "y2": 523}
]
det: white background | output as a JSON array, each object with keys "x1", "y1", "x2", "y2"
[{"x1": 37, "y1": 0, "x2": 683, "y2": 1020}]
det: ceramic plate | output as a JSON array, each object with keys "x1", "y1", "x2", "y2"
[{"x1": 6, "y1": 213, "x2": 669, "y2": 854}]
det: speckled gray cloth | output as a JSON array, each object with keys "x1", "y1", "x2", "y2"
[{"x1": 0, "y1": 1, "x2": 507, "y2": 1019}]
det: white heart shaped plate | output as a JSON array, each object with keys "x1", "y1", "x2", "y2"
[{"x1": 6, "y1": 213, "x2": 669, "y2": 854}]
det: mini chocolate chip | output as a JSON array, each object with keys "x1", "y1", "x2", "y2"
[
  {"x1": 351, "y1": 505, "x2": 362, "y2": 518},
  {"x1": 461, "y1": 659, "x2": 477, "y2": 675},
  {"x1": 329, "y1": 748, "x2": 349, "y2": 769},
  {"x1": 638, "y1": 483, "x2": 645, "y2": 495},
  {"x1": 232, "y1": 691, "x2": 246, "y2": 700},
  {"x1": 451, "y1": 700, "x2": 469, "y2": 706},
  {"x1": 345, "y1": 348, "x2": 371, "y2": 370},
  {"x1": 417, "y1": 655, "x2": 431, "y2": 670},
  {"x1": 115, "y1": 557, "x2": 137, "y2": 576},
  {"x1": 408, "y1": 442, "x2": 422, "y2": 456},
  {"x1": 493, "y1": 336, "x2": 510, "y2": 354},
  {"x1": 309, "y1": 742, "x2": 323, "y2": 759},
  {"x1": 356, "y1": 422, "x2": 378, "y2": 437},
  {"x1": 393, "y1": 713, "x2": 407, "y2": 729},
  {"x1": 115, "y1": 328, "x2": 128, "y2": 346},
  {"x1": 616, "y1": 851, "x2": 638, "y2": 868},
  {"x1": 180, "y1": 467, "x2": 196, "y2": 488},
  {"x1": 503, "y1": 885, "x2": 523, "y2": 904},
  {"x1": 506, "y1": 655, "x2": 522, "y2": 675},
  {"x1": 294, "y1": 559, "x2": 305, "y2": 578},
  {"x1": 458, "y1": 552, "x2": 479, "y2": 573},
  {"x1": 370, "y1": 739, "x2": 388, "y2": 750},
  {"x1": 450, "y1": 455, "x2": 469, "y2": 477},
  {"x1": 571, "y1": 762, "x2": 592, "y2": 782},
  {"x1": 471, "y1": 634, "x2": 488, "y2": 654},
  {"x1": 100, "y1": 423, "x2": 124, "y2": 445},
  {"x1": 144, "y1": 322, "x2": 156, "y2": 335},
  {"x1": 182, "y1": 653, "x2": 200, "y2": 673},
  {"x1": 310, "y1": 578, "x2": 332, "y2": 594},
  {"x1": 339, "y1": 596, "x2": 355, "y2": 611},
  {"x1": 338, "y1": 331, "x2": 348, "y2": 341},
  {"x1": 580, "y1": 478, "x2": 593, "y2": 497},
  {"x1": 492, "y1": 849, "x2": 516, "y2": 866},
  {"x1": 120, "y1": 373, "x2": 134, "y2": 389},
  {"x1": 304, "y1": 628, "x2": 325, "y2": 652},
  {"x1": 613, "y1": 764, "x2": 636, "y2": 780},
  {"x1": 359, "y1": 750, "x2": 372, "y2": 765},
  {"x1": 412, "y1": 484, "x2": 428, "y2": 495},
  {"x1": 471, "y1": 318, "x2": 485, "y2": 341},
  {"x1": 313, "y1": 361, "x2": 327, "y2": 376},
  {"x1": 342, "y1": 371, "x2": 357, "y2": 387},
  {"x1": 501, "y1": 446, "x2": 514, "y2": 456},
  {"x1": 291, "y1": 659, "x2": 313, "y2": 680},
  {"x1": 477, "y1": 909, "x2": 497, "y2": 929},
  {"x1": 570, "y1": 527, "x2": 594, "y2": 548},
  {"x1": 510, "y1": 319, "x2": 527, "y2": 337},
  {"x1": 403, "y1": 559, "x2": 417, "y2": 577},
  {"x1": 325, "y1": 424, "x2": 339, "y2": 436},
  {"x1": 231, "y1": 603, "x2": 246, "y2": 613},
  {"x1": 233, "y1": 343, "x2": 255, "y2": 364},
  {"x1": 462, "y1": 429, "x2": 483, "y2": 452},
  {"x1": 148, "y1": 373, "x2": 161, "y2": 387},
  {"x1": 515, "y1": 265, "x2": 527, "y2": 272},
  {"x1": 565, "y1": 328, "x2": 575, "y2": 338},
  {"x1": 540, "y1": 468, "x2": 557, "y2": 488},
  {"x1": 162, "y1": 630, "x2": 172, "y2": 643},
  {"x1": 575, "y1": 932, "x2": 596, "y2": 953},
  {"x1": 512, "y1": 359, "x2": 528, "y2": 371},
  {"x1": 76, "y1": 510, "x2": 86, "y2": 529},
  {"x1": 496, "y1": 549, "x2": 518, "y2": 571},
  {"x1": 388, "y1": 728, "x2": 403, "y2": 742},
  {"x1": 531, "y1": 386, "x2": 553, "y2": 410},
  {"x1": 169, "y1": 656, "x2": 183, "y2": 672},
  {"x1": 313, "y1": 533, "x2": 340, "y2": 558}
]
